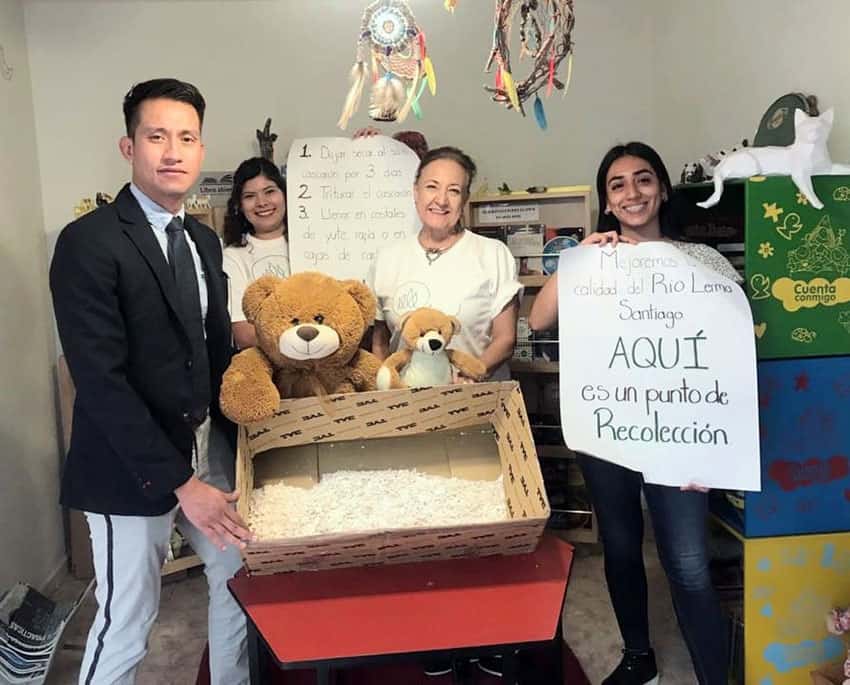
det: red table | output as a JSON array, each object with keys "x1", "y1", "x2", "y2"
[{"x1": 228, "y1": 533, "x2": 574, "y2": 684}]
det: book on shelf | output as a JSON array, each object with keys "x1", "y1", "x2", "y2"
[
  {"x1": 513, "y1": 316, "x2": 533, "y2": 361},
  {"x1": 475, "y1": 225, "x2": 585, "y2": 276},
  {"x1": 507, "y1": 223, "x2": 545, "y2": 274}
]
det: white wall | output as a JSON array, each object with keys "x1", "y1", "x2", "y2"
[
  {"x1": 0, "y1": 0, "x2": 64, "y2": 591},
  {"x1": 652, "y1": 0, "x2": 850, "y2": 178},
  {"x1": 22, "y1": 0, "x2": 850, "y2": 239},
  {"x1": 24, "y1": 0, "x2": 654, "y2": 240}
]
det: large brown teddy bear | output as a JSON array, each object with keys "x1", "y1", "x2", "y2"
[{"x1": 220, "y1": 271, "x2": 382, "y2": 424}]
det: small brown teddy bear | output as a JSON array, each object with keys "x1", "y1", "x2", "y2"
[
  {"x1": 220, "y1": 271, "x2": 382, "y2": 424},
  {"x1": 376, "y1": 307, "x2": 487, "y2": 390}
]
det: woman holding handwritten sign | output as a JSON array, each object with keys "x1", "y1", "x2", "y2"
[
  {"x1": 370, "y1": 146, "x2": 522, "y2": 382},
  {"x1": 222, "y1": 157, "x2": 290, "y2": 349},
  {"x1": 530, "y1": 142, "x2": 740, "y2": 685}
]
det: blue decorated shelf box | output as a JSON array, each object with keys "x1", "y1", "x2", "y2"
[{"x1": 711, "y1": 356, "x2": 850, "y2": 537}]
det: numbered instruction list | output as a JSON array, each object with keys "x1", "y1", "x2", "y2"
[{"x1": 287, "y1": 136, "x2": 421, "y2": 282}]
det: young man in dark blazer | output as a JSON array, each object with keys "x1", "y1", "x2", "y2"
[{"x1": 50, "y1": 78, "x2": 252, "y2": 685}]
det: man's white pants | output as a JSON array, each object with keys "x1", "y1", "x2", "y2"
[{"x1": 77, "y1": 419, "x2": 248, "y2": 685}]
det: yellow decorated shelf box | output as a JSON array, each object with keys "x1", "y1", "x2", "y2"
[{"x1": 735, "y1": 530, "x2": 850, "y2": 684}]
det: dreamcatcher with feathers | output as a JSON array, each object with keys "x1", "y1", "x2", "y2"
[
  {"x1": 337, "y1": 0, "x2": 437, "y2": 129},
  {"x1": 484, "y1": 0, "x2": 575, "y2": 130}
]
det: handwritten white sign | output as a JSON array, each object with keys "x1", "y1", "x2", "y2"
[
  {"x1": 557, "y1": 242, "x2": 760, "y2": 490},
  {"x1": 286, "y1": 136, "x2": 421, "y2": 281}
]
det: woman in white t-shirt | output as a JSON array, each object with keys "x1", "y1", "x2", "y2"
[
  {"x1": 370, "y1": 146, "x2": 523, "y2": 381},
  {"x1": 222, "y1": 157, "x2": 290, "y2": 349},
  {"x1": 530, "y1": 142, "x2": 737, "y2": 685}
]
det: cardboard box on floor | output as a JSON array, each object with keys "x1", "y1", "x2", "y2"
[{"x1": 237, "y1": 381, "x2": 550, "y2": 574}]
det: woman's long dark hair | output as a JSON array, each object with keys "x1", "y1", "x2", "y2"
[
  {"x1": 595, "y1": 141, "x2": 682, "y2": 239},
  {"x1": 222, "y1": 157, "x2": 287, "y2": 247}
]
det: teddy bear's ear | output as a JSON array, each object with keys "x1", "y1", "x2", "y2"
[
  {"x1": 242, "y1": 275, "x2": 281, "y2": 323},
  {"x1": 341, "y1": 280, "x2": 377, "y2": 326},
  {"x1": 449, "y1": 316, "x2": 462, "y2": 335}
]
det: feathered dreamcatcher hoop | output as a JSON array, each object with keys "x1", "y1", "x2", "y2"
[
  {"x1": 337, "y1": 0, "x2": 437, "y2": 129},
  {"x1": 484, "y1": 0, "x2": 575, "y2": 130}
]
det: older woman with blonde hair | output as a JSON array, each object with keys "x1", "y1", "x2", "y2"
[{"x1": 370, "y1": 146, "x2": 522, "y2": 385}]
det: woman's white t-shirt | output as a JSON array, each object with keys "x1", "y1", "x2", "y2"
[
  {"x1": 222, "y1": 234, "x2": 291, "y2": 322},
  {"x1": 369, "y1": 231, "x2": 523, "y2": 379}
]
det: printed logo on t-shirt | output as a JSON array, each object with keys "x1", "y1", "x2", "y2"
[
  {"x1": 391, "y1": 281, "x2": 431, "y2": 315},
  {"x1": 251, "y1": 255, "x2": 290, "y2": 280}
]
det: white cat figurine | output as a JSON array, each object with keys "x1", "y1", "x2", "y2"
[{"x1": 698, "y1": 108, "x2": 850, "y2": 210}]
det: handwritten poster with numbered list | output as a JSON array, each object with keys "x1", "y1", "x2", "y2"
[{"x1": 287, "y1": 136, "x2": 421, "y2": 281}]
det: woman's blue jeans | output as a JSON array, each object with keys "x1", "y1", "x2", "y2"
[{"x1": 577, "y1": 452, "x2": 729, "y2": 685}]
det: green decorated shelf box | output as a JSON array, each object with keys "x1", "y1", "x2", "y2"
[
  {"x1": 745, "y1": 176, "x2": 850, "y2": 358},
  {"x1": 678, "y1": 175, "x2": 850, "y2": 359}
]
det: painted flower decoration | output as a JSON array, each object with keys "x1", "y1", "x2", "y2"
[{"x1": 758, "y1": 242, "x2": 775, "y2": 259}]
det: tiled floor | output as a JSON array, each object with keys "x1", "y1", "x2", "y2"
[{"x1": 44, "y1": 534, "x2": 696, "y2": 685}]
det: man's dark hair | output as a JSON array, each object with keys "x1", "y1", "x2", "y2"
[{"x1": 122, "y1": 78, "x2": 206, "y2": 138}]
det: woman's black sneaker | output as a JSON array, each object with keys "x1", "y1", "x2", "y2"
[
  {"x1": 476, "y1": 654, "x2": 503, "y2": 677},
  {"x1": 602, "y1": 648, "x2": 659, "y2": 685},
  {"x1": 423, "y1": 659, "x2": 453, "y2": 677}
]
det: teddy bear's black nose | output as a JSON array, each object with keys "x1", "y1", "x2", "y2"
[
  {"x1": 428, "y1": 338, "x2": 442, "y2": 351},
  {"x1": 297, "y1": 325, "x2": 319, "y2": 342}
]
